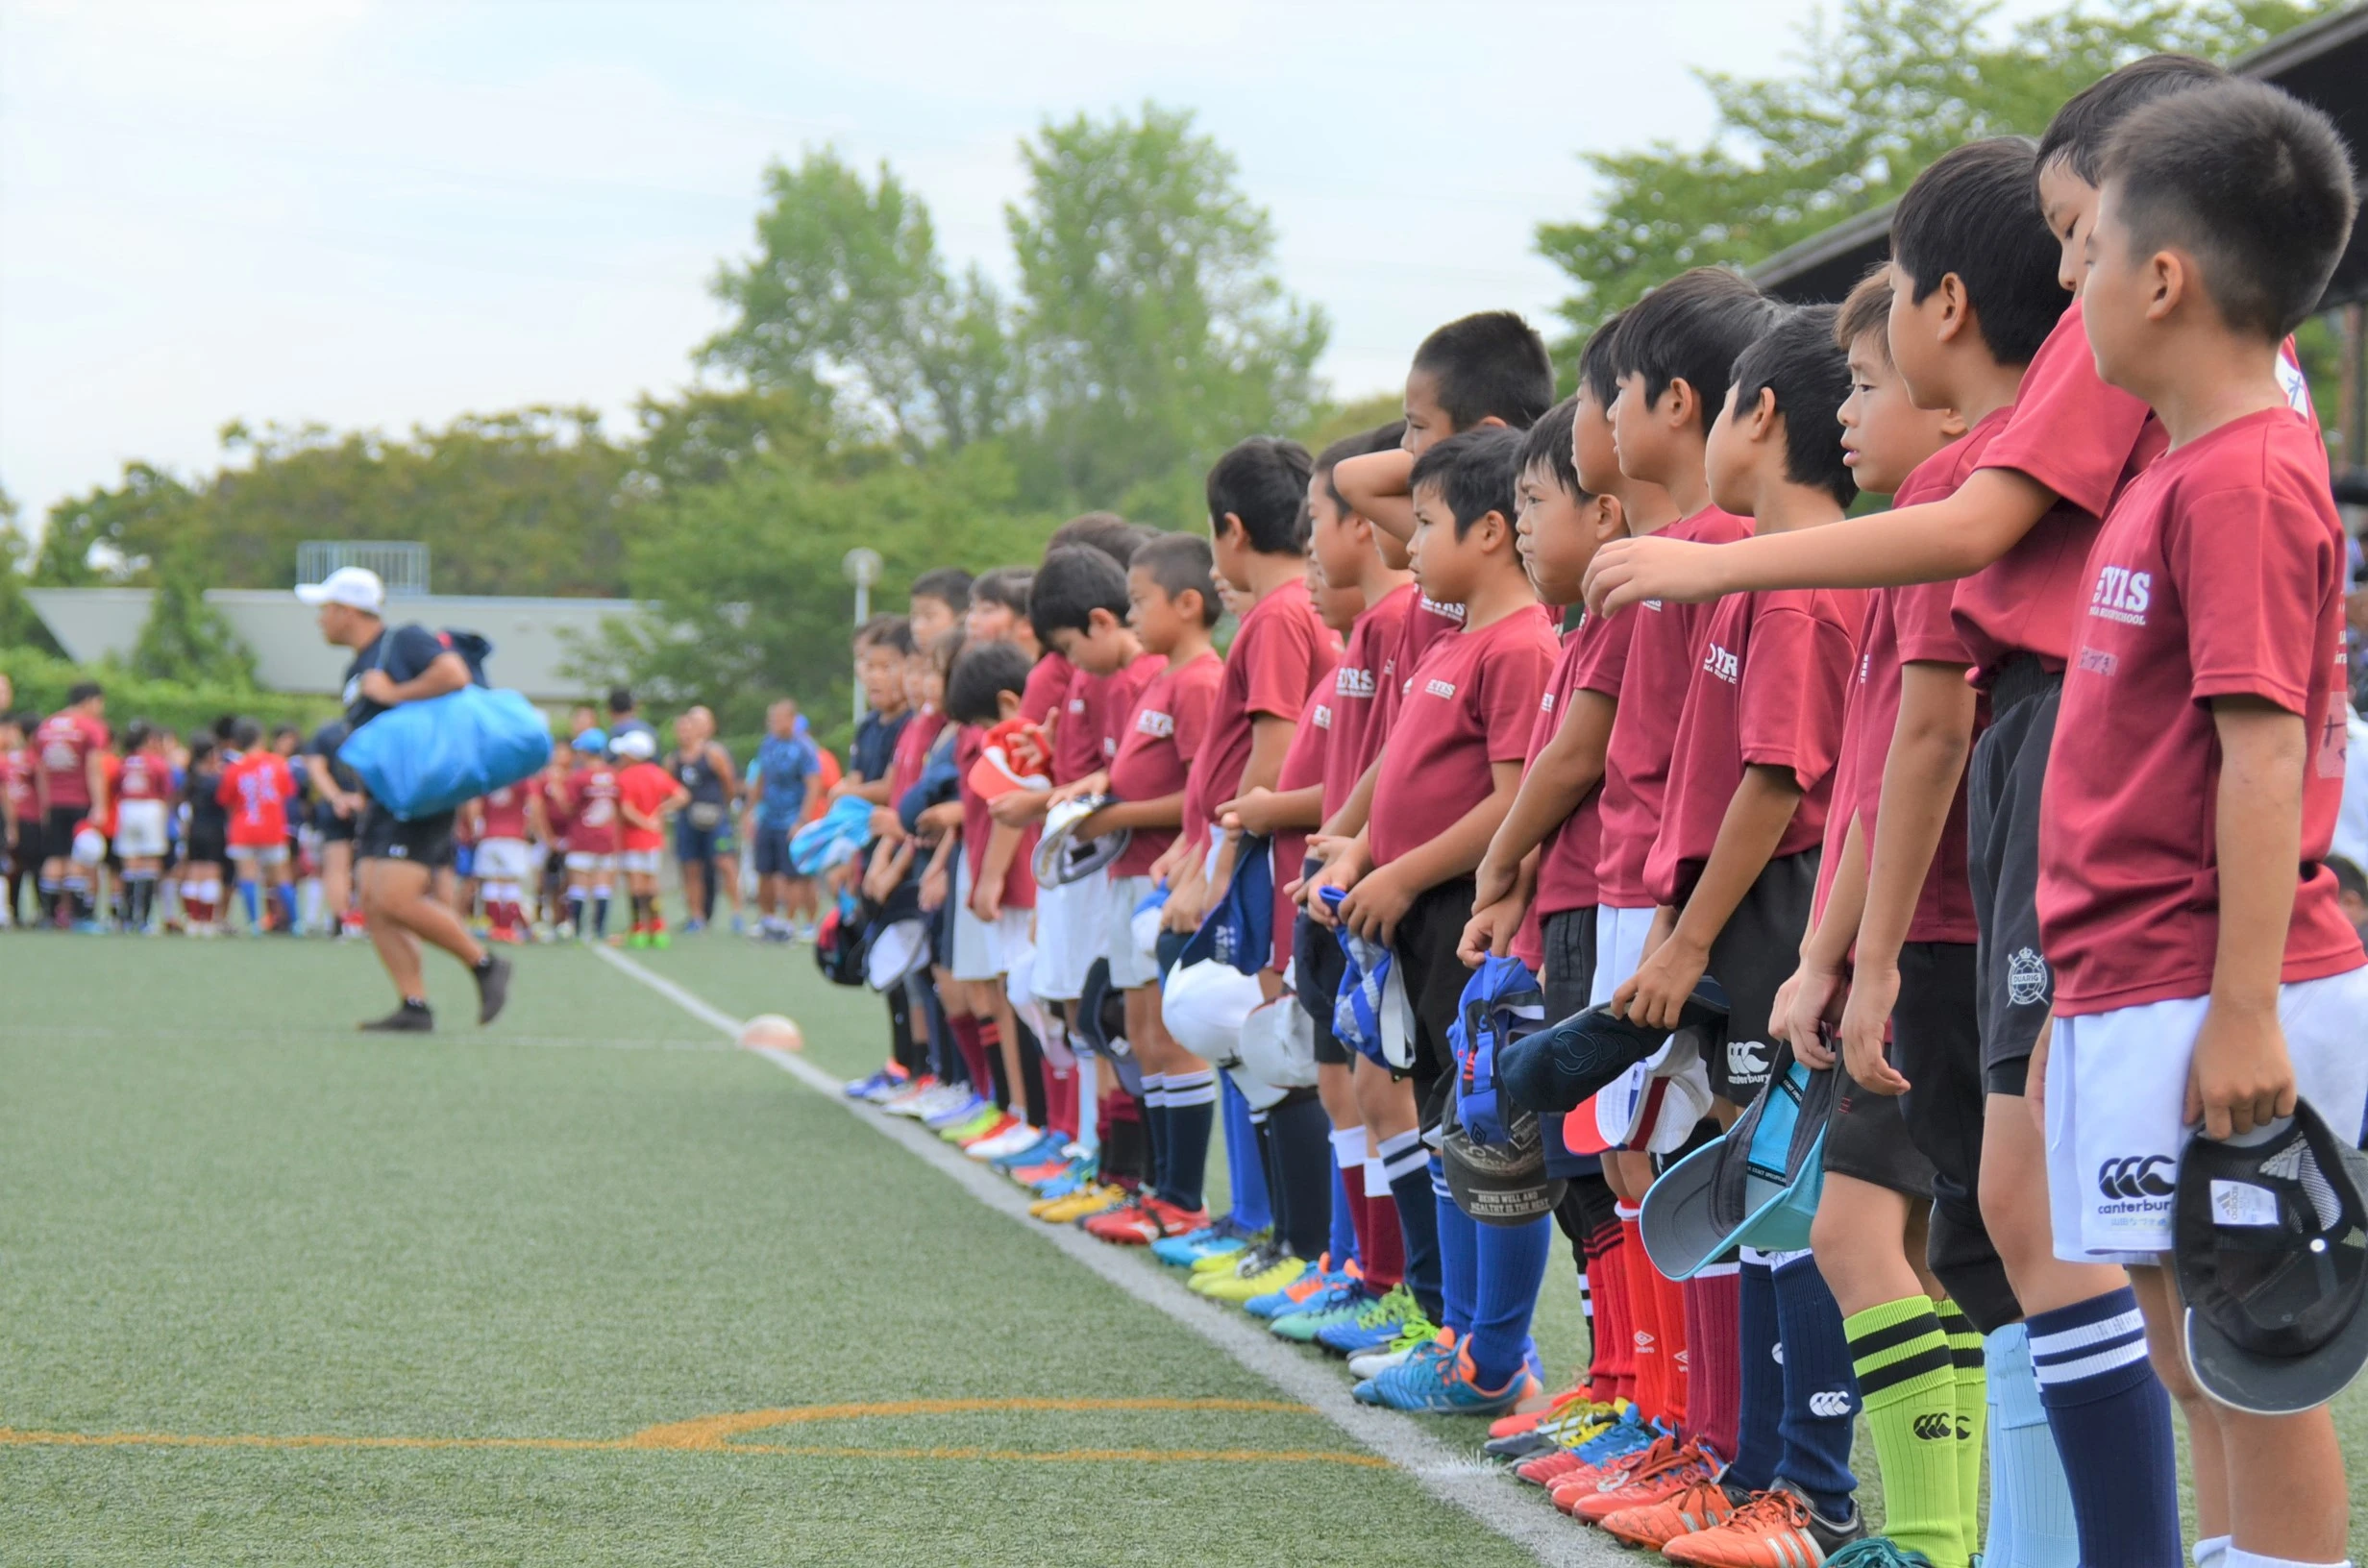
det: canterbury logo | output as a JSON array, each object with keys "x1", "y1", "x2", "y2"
[
  {"x1": 1135, "y1": 710, "x2": 1175, "y2": 738},
  {"x1": 1809, "y1": 1391, "x2": 1852, "y2": 1418},
  {"x1": 2098, "y1": 1155, "x2": 2175, "y2": 1199},
  {"x1": 1726, "y1": 1039, "x2": 1769, "y2": 1082},
  {"x1": 1912, "y1": 1412, "x2": 1970, "y2": 1441}
]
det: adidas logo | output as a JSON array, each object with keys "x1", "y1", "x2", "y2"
[
  {"x1": 2261, "y1": 1142, "x2": 2306, "y2": 1182},
  {"x1": 1809, "y1": 1390, "x2": 1852, "y2": 1418}
]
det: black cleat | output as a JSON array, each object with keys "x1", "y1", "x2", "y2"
[
  {"x1": 360, "y1": 1001, "x2": 435, "y2": 1033},
  {"x1": 474, "y1": 954, "x2": 512, "y2": 1025}
]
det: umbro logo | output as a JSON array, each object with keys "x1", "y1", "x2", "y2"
[
  {"x1": 1634, "y1": 1331, "x2": 1656, "y2": 1351},
  {"x1": 1809, "y1": 1391, "x2": 1852, "y2": 1418},
  {"x1": 1424, "y1": 678, "x2": 1457, "y2": 700},
  {"x1": 2098, "y1": 1155, "x2": 2175, "y2": 1200},
  {"x1": 1135, "y1": 710, "x2": 1176, "y2": 739},
  {"x1": 1771, "y1": 1341, "x2": 1784, "y2": 1365}
]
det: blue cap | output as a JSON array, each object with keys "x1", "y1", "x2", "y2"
[
  {"x1": 1178, "y1": 833, "x2": 1273, "y2": 978},
  {"x1": 571, "y1": 728, "x2": 608, "y2": 754}
]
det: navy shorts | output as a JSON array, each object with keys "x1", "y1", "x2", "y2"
[{"x1": 752, "y1": 825, "x2": 797, "y2": 878}]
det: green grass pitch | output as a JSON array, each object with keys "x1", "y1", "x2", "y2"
[{"x1": 1, "y1": 931, "x2": 2360, "y2": 1564}]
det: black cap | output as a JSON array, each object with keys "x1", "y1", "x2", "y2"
[
  {"x1": 1496, "y1": 977, "x2": 1729, "y2": 1115},
  {"x1": 2175, "y1": 1098, "x2": 2368, "y2": 1415}
]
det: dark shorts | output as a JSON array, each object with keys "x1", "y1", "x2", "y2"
[
  {"x1": 317, "y1": 806, "x2": 357, "y2": 845},
  {"x1": 1825, "y1": 1075, "x2": 1939, "y2": 1198},
  {"x1": 675, "y1": 820, "x2": 722, "y2": 866},
  {"x1": 1539, "y1": 906, "x2": 1601, "y2": 1179},
  {"x1": 357, "y1": 802, "x2": 456, "y2": 870},
  {"x1": 1704, "y1": 847, "x2": 1819, "y2": 1106},
  {"x1": 43, "y1": 805, "x2": 85, "y2": 863},
  {"x1": 1390, "y1": 874, "x2": 1477, "y2": 1132},
  {"x1": 1295, "y1": 907, "x2": 1350, "y2": 1067},
  {"x1": 752, "y1": 824, "x2": 797, "y2": 879},
  {"x1": 185, "y1": 830, "x2": 227, "y2": 868},
  {"x1": 1967, "y1": 662, "x2": 2059, "y2": 1096}
]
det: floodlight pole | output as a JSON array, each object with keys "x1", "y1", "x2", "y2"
[{"x1": 843, "y1": 547, "x2": 884, "y2": 728}]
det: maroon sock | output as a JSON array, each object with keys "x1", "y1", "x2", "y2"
[
  {"x1": 947, "y1": 1015, "x2": 990, "y2": 1094},
  {"x1": 1361, "y1": 1181, "x2": 1405, "y2": 1292},
  {"x1": 1044, "y1": 1066, "x2": 1076, "y2": 1139},
  {"x1": 1587, "y1": 1219, "x2": 1636, "y2": 1404},
  {"x1": 1683, "y1": 1267, "x2": 1741, "y2": 1460}
]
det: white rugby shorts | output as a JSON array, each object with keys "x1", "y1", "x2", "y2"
[
  {"x1": 113, "y1": 799, "x2": 169, "y2": 859},
  {"x1": 1104, "y1": 872, "x2": 1162, "y2": 991},
  {"x1": 564, "y1": 851, "x2": 616, "y2": 874},
  {"x1": 474, "y1": 836, "x2": 530, "y2": 883},
  {"x1": 1030, "y1": 873, "x2": 1111, "y2": 1001}
]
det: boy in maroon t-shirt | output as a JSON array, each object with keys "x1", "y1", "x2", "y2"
[{"x1": 2037, "y1": 83, "x2": 2360, "y2": 1568}]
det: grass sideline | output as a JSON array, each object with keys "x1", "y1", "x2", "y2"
[{"x1": 3, "y1": 930, "x2": 2361, "y2": 1562}]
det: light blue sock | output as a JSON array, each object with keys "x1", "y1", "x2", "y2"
[
  {"x1": 1432, "y1": 1157, "x2": 1477, "y2": 1337},
  {"x1": 1988, "y1": 1322, "x2": 2080, "y2": 1567},
  {"x1": 276, "y1": 884, "x2": 297, "y2": 928},
  {"x1": 238, "y1": 879, "x2": 260, "y2": 927},
  {"x1": 1221, "y1": 1075, "x2": 1270, "y2": 1232},
  {"x1": 1327, "y1": 1155, "x2": 1358, "y2": 1265},
  {"x1": 1467, "y1": 1212, "x2": 1552, "y2": 1390}
]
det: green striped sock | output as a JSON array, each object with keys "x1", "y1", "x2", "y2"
[
  {"x1": 1936, "y1": 1298, "x2": 1986, "y2": 1560},
  {"x1": 1846, "y1": 1295, "x2": 1965, "y2": 1568}
]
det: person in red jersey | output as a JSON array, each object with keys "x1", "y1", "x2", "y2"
[
  {"x1": 559, "y1": 730, "x2": 622, "y2": 943},
  {"x1": 612, "y1": 727, "x2": 688, "y2": 948},
  {"x1": 470, "y1": 776, "x2": 540, "y2": 944},
  {"x1": 32, "y1": 679, "x2": 109, "y2": 927},
  {"x1": 0, "y1": 711, "x2": 36, "y2": 927},
  {"x1": 218, "y1": 719, "x2": 298, "y2": 935},
  {"x1": 534, "y1": 748, "x2": 575, "y2": 940},
  {"x1": 111, "y1": 720, "x2": 175, "y2": 933}
]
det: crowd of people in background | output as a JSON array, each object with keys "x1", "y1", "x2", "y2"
[{"x1": 0, "y1": 674, "x2": 839, "y2": 946}]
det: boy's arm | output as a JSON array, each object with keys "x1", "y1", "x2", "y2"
[
  {"x1": 1474, "y1": 688, "x2": 1615, "y2": 914},
  {"x1": 1221, "y1": 783, "x2": 1323, "y2": 837},
  {"x1": 1318, "y1": 753, "x2": 1381, "y2": 840},
  {"x1": 972, "y1": 821, "x2": 1022, "y2": 919},
  {"x1": 1459, "y1": 848, "x2": 1541, "y2": 966},
  {"x1": 1080, "y1": 791, "x2": 1183, "y2": 836},
  {"x1": 2188, "y1": 698, "x2": 2306, "y2": 1139},
  {"x1": 1837, "y1": 662, "x2": 1978, "y2": 1091},
  {"x1": 1238, "y1": 715, "x2": 1295, "y2": 798},
  {"x1": 1340, "y1": 759, "x2": 1522, "y2": 943},
  {"x1": 1587, "y1": 468, "x2": 2058, "y2": 614},
  {"x1": 1779, "y1": 813, "x2": 1866, "y2": 1070},
  {"x1": 1331, "y1": 449, "x2": 1417, "y2": 545},
  {"x1": 1616, "y1": 764, "x2": 1802, "y2": 1028}
]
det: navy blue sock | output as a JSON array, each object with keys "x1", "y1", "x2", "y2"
[
  {"x1": 1326, "y1": 1140, "x2": 1359, "y2": 1264},
  {"x1": 1162, "y1": 1069, "x2": 1218, "y2": 1213},
  {"x1": 1730, "y1": 1257, "x2": 1783, "y2": 1492},
  {"x1": 1468, "y1": 1212, "x2": 1552, "y2": 1391},
  {"x1": 1380, "y1": 1130, "x2": 1442, "y2": 1321},
  {"x1": 2028, "y1": 1286, "x2": 2180, "y2": 1568},
  {"x1": 1770, "y1": 1252, "x2": 1860, "y2": 1517},
  {"x1": 1220, "y1": 1075, "x2": 1270, "y2": 1231},
  {"x1": 1432, "y1": 1157, "x2": 1477, "y2": 1337},
  {"x1": 1139, "y1": 1075, "x2": 1170, "y2": 1196},
  {"x1": 1265, "y1": 1094, "x2": 1334, "y2": 1261}
]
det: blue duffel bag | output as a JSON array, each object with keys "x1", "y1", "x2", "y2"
[{"x1": 338, "y1": 632, "x2": 553, "y2": 820}]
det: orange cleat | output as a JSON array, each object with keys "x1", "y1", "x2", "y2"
[
  {"x1": 1597, "y1": 1476, "x2": 1739, "y2": 1550},
  {"x1": 1570, "y1": 1436, "x2": 1720, "y2": 1525},
  {"x1": 1658, "y1": 1482, "x2": 1865, "y2": 1565}
]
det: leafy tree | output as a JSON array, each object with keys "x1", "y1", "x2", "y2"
[
  {"x1": 130, "y1": 540, "x2": 256, "y2": 687},
  {"x1": 0, "y1": 484, "x2": 64, "y2": 655},
  {"x1": 1534, "y1": 0, "x2": 2339, "y2": 362}
]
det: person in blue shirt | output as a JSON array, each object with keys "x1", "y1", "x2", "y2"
[{"x1": 746, "y1": 699, "x2": 821, "y2": 942}]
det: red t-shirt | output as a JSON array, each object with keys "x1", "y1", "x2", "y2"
[
  {"x1": 1, "y1": 748, "x2": 34, "y2": 823},
  {"x1": 955, "y1": 724, "x2": 1038, "y2": 910},
  {"x1": 1099, "y1": 652, "x2": 1169, "y2": 769},
  {"x1": 1533, "y1": 609, "x2": 1637, "y2": 920},
  {"x1": 1325, "y1": 581, "x2": 1416, "y2": 818},
  {"x1": 1270, "y1": 682, "x2": 1332, "y2": 968},
  {"x1": 616, "y1": 762, "x2": 678, "y2": 852},
  {"x1": 2038, "y1": 407, "x2": 2363, "y2": 1015},
  {"x1": 219, "y1": 752, "x2": 296, "y2": 846},
  {"x1": 116, "y1": 753, "x2": 171, "y2": 803},
  {"x1": 1369, "y1": 592, "x2": 1468, "y2": 747},
  {"x1": 479, "y1": 783, "x2": 532, "y2": 841},
  {"x1": 34, "y1": 712, "x2": 107, "y2": 810},
  {"x1": 1052, "y1": 664, "x2": 1107, "y2": 786},
  {"x1": 1596, "y1": 506, "x2": 1754, "y2": 903},
  {"x1": 1106, "y1": 651, "x2": 1222, "y2": 878},
  {"x1": 538, "y1": 773, "x2": 575, "y2": 843},
  {"x1": 563, "y1": 766, "x2": 622, "y2": 856},
  {"x1": 1369, "y1": 605, "x2": 1561, "y2": 867},
  {"x1": 1022, "y1": 650, "x2": 1073, "y2": 729},
  {"x1": 1647, "y1": 585, "x2": 1861, "y2": 909},
  {"x1": 889, "y1": 707, "x2": 947, "y2": 804},
  {"x1": 1182, "y1": 578, "x2": 1340, "y2": 844}
]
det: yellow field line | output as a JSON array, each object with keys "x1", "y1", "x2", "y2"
[{"x1": 0, "y1": 1397, "x2": 1388, "y2": 1468}]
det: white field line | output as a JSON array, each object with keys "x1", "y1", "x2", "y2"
[{"x1": 588, "y1": 943, "x2": 1623, "y2": 1568}]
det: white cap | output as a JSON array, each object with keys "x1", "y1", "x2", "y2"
[
  {"x1": 610, "y1": 727, "x2": 657, "y2": 761},
  {"x1": 295, "y1": 566, "x2": 385, "y2": 612}
]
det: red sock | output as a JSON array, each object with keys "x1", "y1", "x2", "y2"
[
  {"x1": 1621, "y1": 1207, "x2": 1666, "y2": 1420},
  {"x1": 1588, "y1": 1220, "x2": 1637, "y2": 1405},
  {"x1": 1044, "y1": 1066, "x2": 1076, "y2": 1139},
  {"x1": 1360, "y1": 1172, "x2": 1405, "y2": 1291},
  {"x1": 947, "y1": 1015, "x2": 990, "y2": 1096},
  {"x1": 1655, "y1": 1265, "x2": 1690, "y2": 1432},
  {"x1": 1682, "y1": 1266, "x2": 1740, "y2": 1461}
]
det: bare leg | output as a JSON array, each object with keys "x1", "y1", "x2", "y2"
[
  {"x1": 1978, "y1": 1092, "x2": 2126, "y2": 1314},
  {"x1": 1810, "y1": 1173, "x2": 1927, "y2": 1316},
  {"x1": 363, "y1": 857, "x2": 485, "y2": 976},
  {"x1": 2130, "y1": 1264, "x2": 2234, "y2": 1544},
  {"x1": 1351, "y1": 1054, "x2": 1418, "y2": 1147}
]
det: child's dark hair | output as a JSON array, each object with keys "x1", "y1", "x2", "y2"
[
  {"x1": 2331, "y1": 854, "x2": 2368, "y2": 903},
  {"x1": 2101, "y1": 80, "x2": 2357, "y2": 340},
  {"x1": 1411, "y1": 311, "x2": 1556, "y2": 430},
  {"x1": 929, "y1": 626, "x2": 966, "y2": 675},
  {"x1": 1518, "y1": 396, "x2": 1584, "y2": 502},
  {"x1": 1030, "y1": 546, "x2": 1131, "y2": 644},
  {"x1": 1731, "y1": 306, "x2": 1858, "y2": 509},
  {"x1": 123, "y1": 719, "x2": 153, "y2": 752},
  {"x1": 187, "y1": 735, "x2": 217, "y2": 767},
  {"x1": 972, "y1": 566, "x2": 1033, "y2": 619},
  {"x1": 1131, "y1": 532, "x2": 1222, "y2": 628},
  {"x1": 858, "y1": 613, "x2": 916, "y2": 655},
  {"x1": 946, "y1": 639, "x2": 1036, "y2": 726},
  {"x1": 67, "y1": 679, "x2": 102, "y2": 706},
  {"x1": 910, "y1": 567, "x2": 975, "y2": 612},
  {"x1": 1578, "y1": 310, "x2": 1626, "y2": 406},
  {"x1": 232, "y1": 718, "x2": 263, "y2": 751},
  {"x1": 1315, "y1": 420, "x2": 1407, "y2": 515},
  {"x1": 1206, "y1": 437, "x2": 1315, "y2": 555},
  {"x1": 1045, "y1": 511, "x2": 1148, "y2": 569},
  {"x1": 1890, "y1": 136, "x2": 2060, "y2": 366},
  {"x1": 1410, "y1": 427, "x2": 1526, "y2": 539},
  {"x1": 2036, "y1": 54, "x2": 2224, "y2": 187},
  {"x1": 1834, "y1": 266, "x2": 1892, "y2": 358},
  {"x1": 1608, "y1": 269, "x2": 1777, "y2": 433}
]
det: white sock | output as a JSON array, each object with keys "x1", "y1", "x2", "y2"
[{"x1": 2221, "y1": 1549, "x2": 2347, "y2": 1568}]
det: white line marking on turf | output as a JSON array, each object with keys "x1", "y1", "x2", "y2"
[{"x1": 589, "y1": 944, "x2": 1622, "y2": 1568}]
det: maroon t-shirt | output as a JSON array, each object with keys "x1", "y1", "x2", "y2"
[
  {"x1": 1052, "y1": 664, "x2": 1108, "y2": 787},
  {"x1": 1532, "y1": 608, "x2": 1636, "y2": 920},
  {"x1": 2038, "y1": 408, "x2": 2362, "y2": 1014},
  {"x1": 1106, "y1": 651, "x2": 1222, "y2": 878},
  {"x1": 1369, "y1": 605, "x2": 1560, "y2": 867},
  {"x1": 1595, "y1": 506, "x2": 1754, "y2": 904},
  {"x1": 1324, "y1": 581, "x2": 1416, "y2": 820},
  {"x1": 34, "y1": 712, "x2": 107, "y2": 810},
  {"x1": 1646, "y1": 584, "x2": 1861, "y2": 909},
  {"x1": 1369, "y1": 592, "x2": 1468, "y2": 746},
  {"x1": 1270, "y1": 683, "x2": 1332, "y2": 969},
  {"x1": 1020, "y1": 649, "x2": 1073, "y2": 727},
  {"x1": 955, "y1": 724, "x2": 1037, "y2": 911},
  {"x1": 1182, "y1": 578, "x2": 1340, "y2": 845},
  {"x1": 1098, "y1": 652, "x2": 1169, "y2": 769}
]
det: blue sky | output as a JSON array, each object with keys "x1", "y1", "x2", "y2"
[{"x1": 1, "y1": 0, "x2": 2060, "y2": 529}]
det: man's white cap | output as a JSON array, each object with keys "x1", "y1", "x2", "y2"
[{"x1": 295, "y1": 566, "x2": 385, "y2": 612}]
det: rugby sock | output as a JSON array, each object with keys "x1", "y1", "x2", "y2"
[
  {"x1": 1770, "y1": 1250, "x2": 1858, "y2": 1517},
  {"x1": 1684, "y1": 1263, "x2": 1741, "y2": 1462},
  {"x1": 1430, "y1": 1157, "x2": 1476, "y2": 1336},
  {"x1": 977, "y1": 1018, "x2": 1011, "y2": 1111},
  {"x1": 1379, "y1": 1131, "x2": 1440, "y2": 1320},
  {"x1": 1162, "y1": 1068, "x2": 1217, "y2": 1213},
  {"x1": 37, "y1": 875, "x2": 59, "y2": 922},
  {"x1": 1014, "y1": 1020, "x2": 1047, "y2": 1124},
  {"x1": 1985, "y1": 1322, "x2": 2082, "y2": 1568},
  {"x1": 1361, "y1": 1155, "x2": 1405, "y2": 1291},
  {"x1": 1250, "y1": 1111, "x2": 1287, "y2": 1246},
  {"x1": 2028, "y1": 1286, "x2": 2179, "y2": 1568},
  {"x1": 1621, "y1": 1206, "x2": 1667, "y2": 1421},
  {"x1": 1267, "y1": 1093, "x2": 1333, "y2": 1261},
  {"x1": 1936, "y1": 1298, "x2": 1986, "y2": 1554},
  {"x1": 1728, "y1": 1255, "x2": 1781, "y2": 1492},
  {"x1": 238, "y1": 878, "x2": 260, "y2": 929},
  {"x1": 2193, "y1": 1536, "x2": 2232, "y2": 1568},
  {"x1": 1653, "y1": 1262, "x2": 1690, "y2": 1430},
  {"x1": 1846, "y1": 1295, "x2": 1963, "y2": 1566},
  {"x1": 276, "y1": 883, "x2": 298, "y2": 930},
  {"x1": 947, "y1": 1013, "x2": 989, "y2": 1093},
  {"x1": 1139, "y1": 1073, "x2": 1170, "y2": 1195},
  {"x1": 1467, "y1": 1211, "x2": 1552, "y2": 1392},
  {"x1": 1220, "y1": 1075, "x2": 1270, "y2": 1231},
  {"x1": 567, "y1": 889, "x2": 587, "y2": 934},
  {"x1": 1328, "y1": 1126, "x2": 1367, "y2": 1266},
  {"x1": 1587, "y1": 1220, "x2": 1636, "y2": 1404},
  {"x1": 591, "y1": 889, "x2": 610, "y2": 939},
  {"x1": 1072, "y1": 1053, "x2": 1098, "y2": 1158},
  {"x1": 63, "y1": 874, "x2": 89, "y2": 923}
]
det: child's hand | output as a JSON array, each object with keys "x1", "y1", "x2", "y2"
[
  {"x1": 919, "y1": 867, "x2": 948, "y2": 913},
  {"x1": 1470, "y1": 849, "x2": 1518, "y2": 917},
  {"x1": 1613, "y1": 930, "x2": 1709, "y2": 1031},
  {"x1": 1340, "y1": 861, "x2": 1417, "y2": 945},
  {"x1": 1584, "y1": 535, "x2": 1723, "y2": 618},
  {"x1": 1774, "y1": 960, "x2": 1845, "y2": 1069},
  {"x1": 1300, "y1": 838, "x2": 1369, "y2": 927},
  {"x1": 1219, "y1": 787, "x2": 1279, "y2": 836},
  {"x1": 1458, "y1": 893, "x2": 1523, "y2": 968},
  {"x1": 869, "y1": 806, "x2": 903, "y2": 840},
  {"x1": 988, "y1": 789, "x2": 1045, "y2": 826},
  {"x1": 2185, "y1": 996, "x2": 2297, "y2": 1140},
  {"x1": 1837, "y1": 964, "x2": 1911, "y2": 1094},
  {"x1": 971, "y1": 877, "x2": 1003, "y2": 923},
  {"x1": 917, "y1": 801, "x2": 963, "y2": 836}
]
